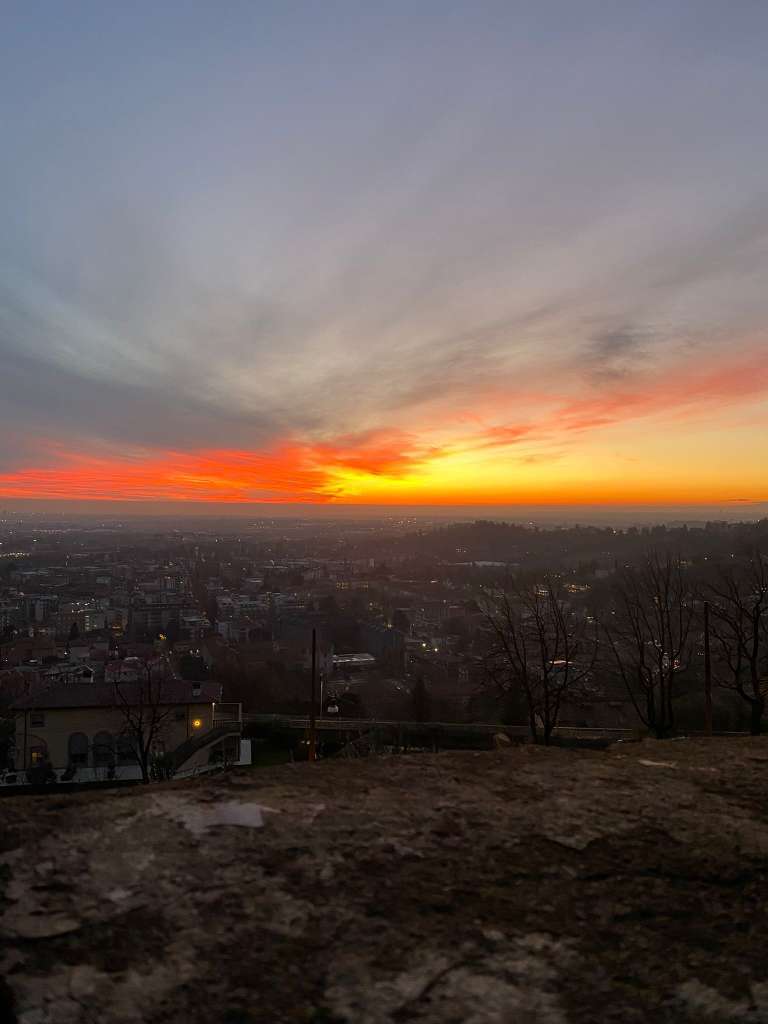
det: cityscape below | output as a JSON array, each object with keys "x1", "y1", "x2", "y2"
[
  {"x1": 3, "y1": 509, "x2": 767, "y2": 790},
  {"x1": 3, "y1": 2, "x2": 768, "y2": 1019}
]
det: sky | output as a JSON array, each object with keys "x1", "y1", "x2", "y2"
[{"x1": 1, "y1": 1, "x2": 767, "y2": 510}]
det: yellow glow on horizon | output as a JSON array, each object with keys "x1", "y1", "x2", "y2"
[
  {"x1": 0, "y1": 374, "x2": 765, "y2": 506},
  {"x1": 310, "y1": 398, "x2": 768, "y2": 505}
]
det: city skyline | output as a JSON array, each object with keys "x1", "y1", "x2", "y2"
[{"x1": 2, "y1": 3, "x2": 767, "y2": 508}]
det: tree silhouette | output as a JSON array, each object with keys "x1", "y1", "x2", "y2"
[
  {"x1": 483, "y1": 578, "x2": 597, "y2": 744},
  {"x1": 113, "y1": 660, "x2": 177, "y2": 783},
  {"x1": 605, "y1": 553, "x2": 695, "y2": 738},
  {"x1": 706, "y1": 553, "x2": 768, "y2": 735}
]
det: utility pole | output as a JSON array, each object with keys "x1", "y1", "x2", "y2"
[
  {"x1": 704, "y1": 600, "x2": 713, "y2": 736},
  {"x1": 309, "y1": 627, "x2": 317, "y2": 761}
]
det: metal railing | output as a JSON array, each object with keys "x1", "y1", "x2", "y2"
[
  {"x1": 212, "y1": 701, "x2": 242, "y2": 725},
  {"x1": 168, "y1": 721, "x2": 242, "y2": 772},
  {"x1": 243, "y1": 714, "x2": 638, "y2": 737}
]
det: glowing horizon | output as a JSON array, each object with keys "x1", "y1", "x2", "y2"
[
  {"x1": 1, "y1": 4, "x2": 767, "y2": 507},
  {"x1": 1, "y1": 340, "x2": 765, "y2": 506}
]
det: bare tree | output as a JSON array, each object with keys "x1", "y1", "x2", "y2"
[
  {"x1": 605, "y1": 553, "x2": 695, "y2": 738},
  {"x1": 706, "y1": 553, "x2": 768, "y2": 735},
  {"x1": 114, "y1": 659, "x2": 177, "y2": 783},
  {"x1": 482, "y1": 579, "x2": 598, "y2": 745}
]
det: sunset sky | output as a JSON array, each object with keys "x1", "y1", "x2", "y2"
[{"x1": 1, "y1": 3, "x2": 767, "y2": 509}]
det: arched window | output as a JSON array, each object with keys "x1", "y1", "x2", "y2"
[
  {"x1": 116, "y1": 735, "x2": 137, "y2": 766},
  {"x1": 68, "y1": 732, "x2": 89, "y2": 766},
  {"x1": 92, "y1": 731, "x2": 114, "y2": 767},
  {"x1": 29, "y1": 740, "x2": 49, "y2": 769}
]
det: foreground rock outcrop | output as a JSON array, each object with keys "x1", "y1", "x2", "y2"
[{"x1": 2, "y1": 739, "x2": 768, "y2": 1023}]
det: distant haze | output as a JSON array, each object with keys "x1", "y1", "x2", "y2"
[{"x1": 2, "y1": 500, "x2": 766, "y2": 530}]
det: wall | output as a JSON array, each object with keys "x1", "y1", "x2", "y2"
[{"x1": 14, "y1": 702, "x2": 214, "y2": 771}]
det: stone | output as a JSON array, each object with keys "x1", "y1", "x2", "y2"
[{"x1": 2, "y1": 739, "x2": 768, "y2": 1022}]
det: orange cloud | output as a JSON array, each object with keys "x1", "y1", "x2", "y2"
[
  {"x1": 1, "y1": 346, "x2": 766, "y2": 505},
  {"x1": 0, "y1": 432, "x2": 435, "y2": 503},
  {"x1": 556, "y1": 349, "x2": 768, "y2": 432},
  {"x1": 454, "y1": 343, "x2": 768, "y2": 443}
]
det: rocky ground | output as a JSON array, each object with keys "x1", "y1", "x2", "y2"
[{"x1": 2, "y1": 738, "x2": 768, "y2": 1023}]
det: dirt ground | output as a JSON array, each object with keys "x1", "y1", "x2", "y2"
[{"x1": 2, "y1": 737, "x2": 768, "y2": 1023}]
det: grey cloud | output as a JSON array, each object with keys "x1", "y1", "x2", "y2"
[
  {"x1": 3, "y1": 169, "x2": 768, "y2": 466},
  {"x1": 649, "y1": 195, "x2": 768, "y2": 297},
  {"x1": 583, "y1": 325, "x2": 655, "y2": 384},
  {"x1": 0, "y1": 330, "x2": 293, "y2": 455}
]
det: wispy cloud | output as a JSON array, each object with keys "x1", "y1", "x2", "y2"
[
  {"x1": 2, "y1": 3, "x2": 768, "y2": 502},
  {"x1": 2, "y1": 340, "x2": 765, "y2": 503}
]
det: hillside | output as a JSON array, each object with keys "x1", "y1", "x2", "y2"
[{"x1": 2, "y1": 739, "x2": 768, "y2": 1023}]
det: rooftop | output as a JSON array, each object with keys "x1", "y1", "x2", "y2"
[{"x1": 12, "y1": 679, "x2": 221, "y2": 710}]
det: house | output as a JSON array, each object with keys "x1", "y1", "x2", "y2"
[
  {"x1": 7, "y1": 679, "x2": 246, "y2": 786},
  {"x1": 0, "y1": 634, "x2": 57, "y2": 667}
]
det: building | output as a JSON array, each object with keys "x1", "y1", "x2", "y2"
[
  {"x1": 8, "y1": 680, "x2": 245, "y2": 786},
  {"x1": 359, "y1": 623, "x2": 406, "y2": 671}
]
